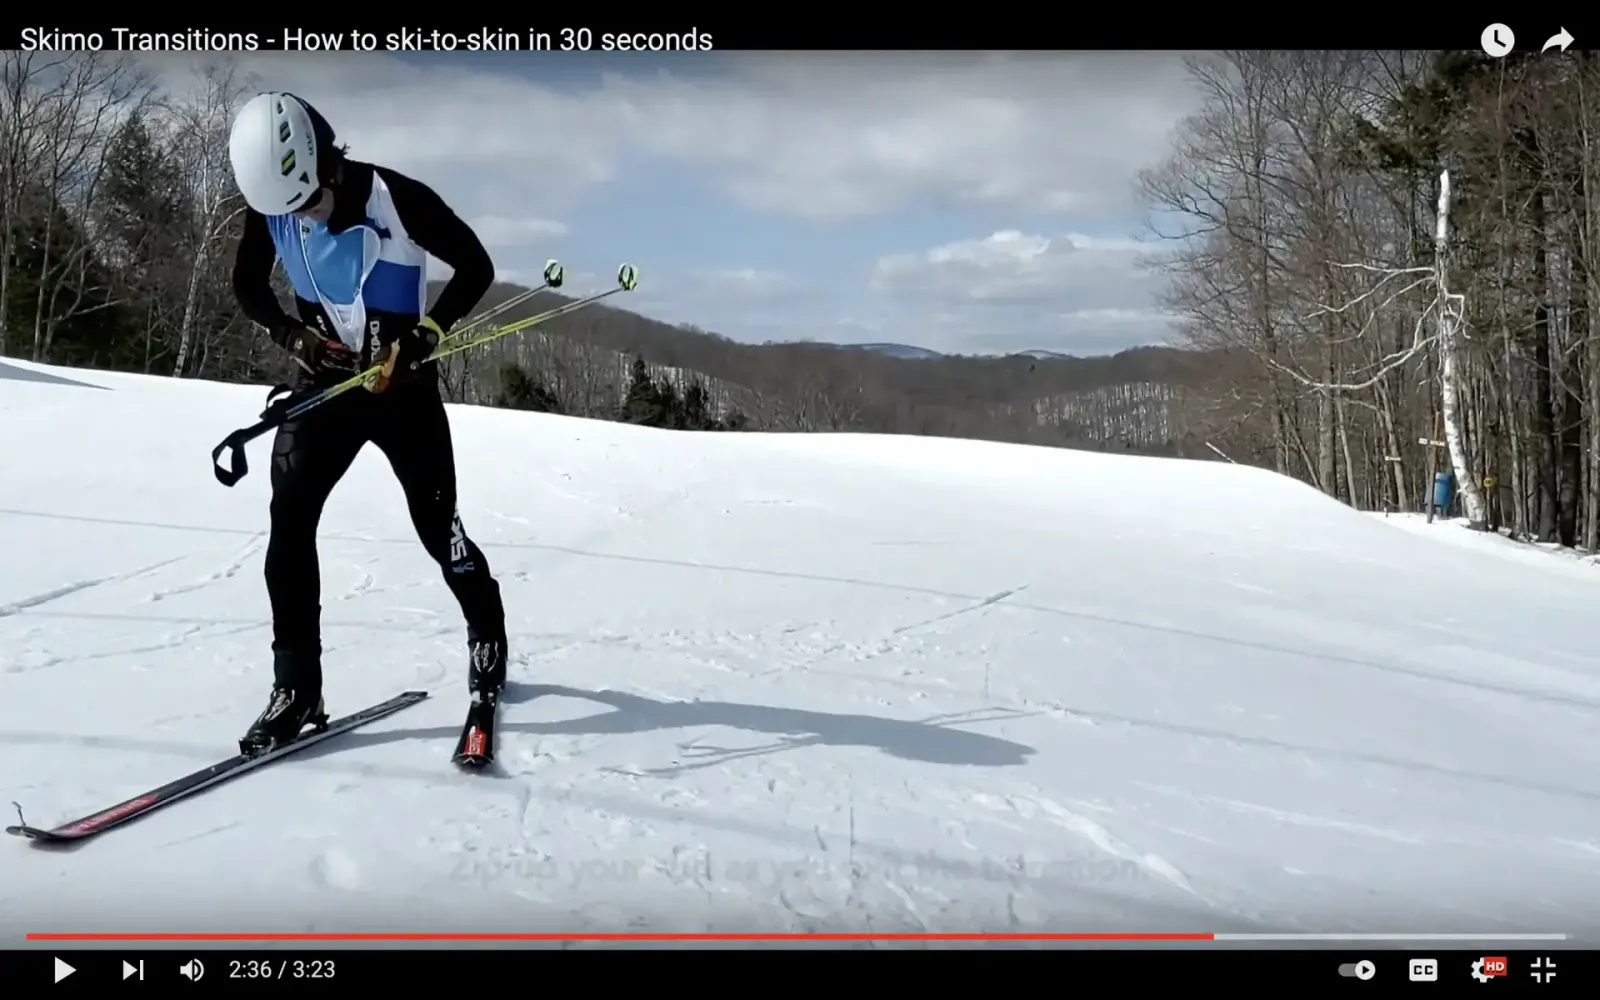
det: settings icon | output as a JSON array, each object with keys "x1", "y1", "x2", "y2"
[{"x1": 1470, "y1": 956, "x2": 1509, "y2": 983}]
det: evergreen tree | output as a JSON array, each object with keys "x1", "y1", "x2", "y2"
[
  {"x1": 620, "y1": 356, "x2": 661, "y2": 424},
  {"x1": 496, "y1": 363, "x2": 562, "y2": 412},
  {"x1": 654, "y1": 378, "x2": 681, "y2": 428},
  {"x1": 682, "y1": 381, "x2": 710, "y2": 429}
]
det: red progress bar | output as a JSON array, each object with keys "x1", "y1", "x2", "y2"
[{"x1": 29, "y1": 932, "x2": 1217, "y2": 942}]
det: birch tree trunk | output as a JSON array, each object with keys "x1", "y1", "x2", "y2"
[{"x1": 1435, "y1": 170, "x2": 1487, "y2": 528}]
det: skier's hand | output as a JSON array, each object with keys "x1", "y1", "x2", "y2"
[
  {"x1": 286, "y1": 326, "x2": 359, "y2": 376},
  {"x1": 370, "y1": 317, "x2": 442, "y2": 393}
]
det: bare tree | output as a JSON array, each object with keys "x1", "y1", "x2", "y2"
[
  {"x1": 166, "y1": 62, "x2": 251, "y2": 377},
  {"x1": 25, "y1": 53, "x2": 150, "y2": 362},
  {"x1": 0, "y1": 53, "x2": 69, "y2": 358}
]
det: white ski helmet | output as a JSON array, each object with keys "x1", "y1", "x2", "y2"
[{"x1": 229, "y1": 92, "x2": 322, "y2": 214}]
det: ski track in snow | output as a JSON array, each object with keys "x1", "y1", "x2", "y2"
[
  {"x1": 0, "y1": 360, "x2": 1598, "y2": 940},
  {"x1": 0, "y1": 553, "x2": 187, "y2": 618},
  {"x1": 144, "y1": 531, "x2": 268, "y2": 602}
]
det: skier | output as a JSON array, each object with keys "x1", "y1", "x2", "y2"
[{"x1": 226, "y1": 91, "x2": 507, "y2": 754}]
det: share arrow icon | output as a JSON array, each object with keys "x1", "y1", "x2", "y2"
[{"x1": 1543, "y1": 27, "x2": 1575, "y2": 52}]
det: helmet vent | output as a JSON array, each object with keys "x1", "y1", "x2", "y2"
[
  {"x1": 278, "y1": 121, "x2": 291, "y2": 142},
  {"x1": 280, "y1": 150, "x2": 295, "y2": 176}
]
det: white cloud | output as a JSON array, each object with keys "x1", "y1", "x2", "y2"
[
  {"x1": 655, "y1": 55, "x2": 1200, "y2": 220},
  {"x1": 467, "y1": 215, "x2": 569, "y2": 247},
  {"x1": 871, "y1": 231, "x2": 1177, "y2": 355},
  {"x1": 145, "y1": 52, "x2": 1199, "y2": 354},
  {"x1": 625, "y1": 267, "x2": 820, "y2": 341},
  {"x1": 159, "y1": 52, "x2": 1197, "y2": 223}
]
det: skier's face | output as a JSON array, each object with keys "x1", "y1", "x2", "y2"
[{"x1": 295, "y1": 187, "x2": 334, "y2": 223}]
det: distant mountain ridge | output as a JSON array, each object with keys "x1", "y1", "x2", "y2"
[
  {"x1": 429, "y1": 279, "x2": 1220, "y2": 458},
  {"x1": 835, "y1": 342, "x2": 945, "y2": 360},
  {"x1": 439, "y1": 282, "x2": 1169, "y2": 364},
  {"x1": 826, "y1": 343, "x2": 1128, "y2": 362}
]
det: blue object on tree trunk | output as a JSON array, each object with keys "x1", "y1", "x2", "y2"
[{"x1": 1433, "y1": 471, "x2": 1454, "y2": 513}]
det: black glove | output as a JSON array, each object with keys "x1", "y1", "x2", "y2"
[
  {"x1": 284, "y1": 325, "x2": 358, "y2": 376},
  {"x1": 370, "y1": 318, "x2": 442, "y2": 393}
]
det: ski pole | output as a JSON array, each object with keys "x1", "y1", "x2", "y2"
[
  {"x1": 211, "y1": 263, "x2": 636, "y2": 487},
  {"x1": 317, "y1": 263, "x2": 635, "y2": 420},
  {"x1": 427, "y1": 273, "x2": 635, "y2": 364},
  {"x1": 278, "y1": 258, "x2": 567, "y2": 428},
  {"x1": 448, "y1": 259, "x2": 564, "y2": 340}
]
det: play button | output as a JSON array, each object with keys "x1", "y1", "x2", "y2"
[{"x1": 54, "y1": 957, "x2": 74, "y2": 983}]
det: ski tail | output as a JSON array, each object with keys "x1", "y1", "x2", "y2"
[{"x1": 6, "y1": 690, "x2": 429, "y2": 844}]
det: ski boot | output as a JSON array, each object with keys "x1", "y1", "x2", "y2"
[
  {"x1": 239, "y1": 686, "x2": 328, "y2": 756},
  {"x1": 454, "y1": 637, "x2": 508, "y2": 768},
  {"x1": 468, "y1": 636, "x2": 507, "y2": 705}
]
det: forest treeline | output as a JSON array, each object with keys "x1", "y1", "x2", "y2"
[
  {"x1": 4, "y1": 51, "x2": 1596, "y2": 548},
  {"x1": 1141, "y1": 50, "x2": 1600, "y2": 548}
]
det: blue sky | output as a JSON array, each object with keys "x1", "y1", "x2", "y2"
[{"x1": 184, "y1": 52, "x2": 1203, "y2": 355}]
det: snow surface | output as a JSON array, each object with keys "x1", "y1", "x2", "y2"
[
  {"x1": 1373, "y1": 511, "x2": 1600, "y2": 582},
  {"x1": 3, "y1": 358, "x2": 1600, "y2": 941}
]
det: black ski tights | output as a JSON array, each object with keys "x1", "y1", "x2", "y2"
[{"x1": 263, "y1": 376, "x2": 504, "y2": 689}]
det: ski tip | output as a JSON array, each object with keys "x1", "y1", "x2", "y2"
[{"x1": 401, "y1": 690, "x2": 430, "y2": 700}]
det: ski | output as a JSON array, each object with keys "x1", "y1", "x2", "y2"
[
  {"x1": 451, "y1": 692, "x2": 499, "y2": 769},
  {"x1": 6, "y1": 690, "x2": 428, "y2": 844}
]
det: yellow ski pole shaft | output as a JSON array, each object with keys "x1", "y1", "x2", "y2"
[
  {"x1": 429, "y1": 283, "x2": 632, "y2": 364},
  {"x1": 445, "y1": 259, "x2": 565, "y2": 344},
  {"x1": 214, "y1": 264, "x2": 637, "y2": 487},
  {"x1": 263, "y1": 264, "x2": 636, "y2": 418}
]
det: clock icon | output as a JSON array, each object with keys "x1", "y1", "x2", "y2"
[{"x1": 1482, "y1": 23, "x2": 1515, "y2": 57}]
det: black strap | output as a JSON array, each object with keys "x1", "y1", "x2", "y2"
[
  {"x1": 212, "y1": 421, "x2": 269, "y2": 487},
  {"x1": 210, "y1": 386, "x2": 304, "y2": 487}
]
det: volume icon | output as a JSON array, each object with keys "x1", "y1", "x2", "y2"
[{"x1": 178, "y1": 958, "x2": 205, "y2": 981}]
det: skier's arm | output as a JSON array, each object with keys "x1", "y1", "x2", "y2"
[
  {"x1": 232, "y1": 209, "x2": 303, "y2": 349},
  {"x1": 377, "y1": 166, "x2": 493, "y2": 334}
]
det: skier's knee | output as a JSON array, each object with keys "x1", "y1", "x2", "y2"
[
  {"x1": 421, "y1": 507, "x2": 476, "y2": 571},
  {"x1": 268, "y1": 488, "x2": 322, "y2": 534}
]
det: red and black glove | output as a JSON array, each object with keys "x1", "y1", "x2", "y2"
[
  {"x1": 284, "y1": 326, "x2": 358, "y2": 376},
  {"x1": 370, "y1": 317, "x2": 442, "y2": 393}
]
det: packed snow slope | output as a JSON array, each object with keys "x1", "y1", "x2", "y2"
[{"x1": 3, "y1": 359, "x2": 1600, "y2": 942}]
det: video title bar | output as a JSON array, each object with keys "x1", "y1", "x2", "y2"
[{"x1": 0, "y1": 17, "x2": 1519, "y2": 51}]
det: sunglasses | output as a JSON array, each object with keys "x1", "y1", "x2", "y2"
[{"x1": 293, "y1": 187, "x2": 329, "y2": 216}]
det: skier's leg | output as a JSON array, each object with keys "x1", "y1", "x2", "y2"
[
  {"x1": 371, "y1": 381, "x2": 507, "y2": 692},
  {"x1": 245, "y1": 404, "x2": 368, "y2": 751}
]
